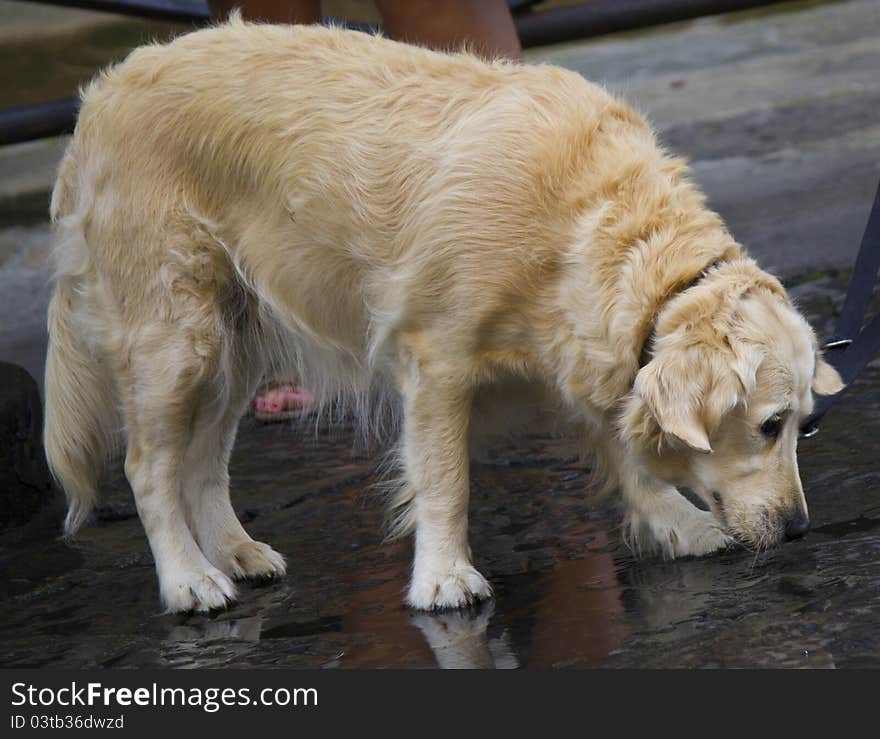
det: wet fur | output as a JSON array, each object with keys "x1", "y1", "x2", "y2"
[{"x1": 44, "y1": 17, "x2": 842, "y2": 612}]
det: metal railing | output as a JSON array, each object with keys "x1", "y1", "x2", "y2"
[{"x1": 1, "y1": 0, "x2": 793, "y2": 146}]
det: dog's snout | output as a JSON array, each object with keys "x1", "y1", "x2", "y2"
[{"x1": 783, "y1": 510, "x2": 810, "y2": 541}]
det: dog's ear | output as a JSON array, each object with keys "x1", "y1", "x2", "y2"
[
  {"x1": 623, "y1": 345, "x2": 753, "y2": 454},
  {"x1": 812, "y1": 355, "x2": 844, "y2": 396},
  {"x1": 630, "y1": 351, "x2": 713, "y2": 452}
]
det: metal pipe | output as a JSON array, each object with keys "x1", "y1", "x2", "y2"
[
  {"x1": 516, "y1": 0, "x2": 796, "y2": 48},
  {"x1": 13, "y1": 0, "x2": 208, "y2": 23},
  {"x1": 0, "y1": 98, "x2": 79, "y2": 147}
]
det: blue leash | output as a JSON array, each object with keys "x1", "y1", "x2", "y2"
[{"x1": 802, "y1": 180, "x2": 880, "y2": 436}]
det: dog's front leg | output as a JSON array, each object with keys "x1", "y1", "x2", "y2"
[
  {"x1": 400, "y1": 370, "x2": 492, "y2": 610},
  {"x1": 620, "y1": 463, "x2": 732, "y2": 559}
]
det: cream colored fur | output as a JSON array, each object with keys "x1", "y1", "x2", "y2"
[{"x1": 44, "y1": 17, "x2": 843, "y2": 613}]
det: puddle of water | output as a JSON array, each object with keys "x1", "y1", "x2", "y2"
[{"x1": 2, "y1": 278, "x2": 879, "y2": 668}]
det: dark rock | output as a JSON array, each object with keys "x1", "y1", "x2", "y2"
[{"x1": 0, "y1": 361, "x2": 54, "y2": 529}]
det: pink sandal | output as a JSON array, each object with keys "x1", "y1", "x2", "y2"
[{"x1": 251, "y1": 382, "x2": 316, "y2": 423}]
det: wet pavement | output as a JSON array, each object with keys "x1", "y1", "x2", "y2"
[{"x1": 1, "y1": 277, "x2": 879, "y2": 669}]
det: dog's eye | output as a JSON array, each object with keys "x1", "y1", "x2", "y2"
[{"x1": 760, "y1": 415, "x2": 783, "y2": 438}]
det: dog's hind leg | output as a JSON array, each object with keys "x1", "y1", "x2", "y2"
[
  {"x1": 179, "y1": 360, "x2": 287, "y2": 582},
  {"x1": 120, "y1": 324, "x2": 245, "y2": 613},
  {"x1": 399, "y1": 363, "x2": 493, "y2": 610}
]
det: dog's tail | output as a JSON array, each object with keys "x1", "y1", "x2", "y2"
[{"x1": 44, "y1": 146, "x2": 120, "y2": 535}]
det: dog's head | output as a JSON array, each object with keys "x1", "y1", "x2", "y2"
[{"x1": 621, "y1": 261, "x2": 844, "y2": 550}]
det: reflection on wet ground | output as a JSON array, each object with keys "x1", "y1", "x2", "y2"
[{"x1": 1, "y1": 284, "x2": 879, "y2": 668}]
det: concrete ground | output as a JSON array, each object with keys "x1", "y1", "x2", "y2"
[{"x1": 1, "y1": 0, "x2": 879, "y2": 668}]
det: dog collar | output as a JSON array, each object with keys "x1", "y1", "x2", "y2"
[{"x1": 637, "y1": 259, "x2": 725, "y2": 369}]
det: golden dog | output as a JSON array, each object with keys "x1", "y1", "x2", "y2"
[{"x1": 44, "y1": 17, "x2": 844, "y2": 612}]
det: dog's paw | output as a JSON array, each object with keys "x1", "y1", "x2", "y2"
[
  {"x1": 625, "y1": 509, "x2": 732, "y2": 559},
  {"x1": 675, "y1": 511, "x2": 734, "y2": 556},
  {"x1": 227, "y1": 540, "x2": 287, "y2": 581},
  {"x1": 161, "y1": 566, "x2": 237, "y2": 613},
  {"x1": 406, "y1": 563, "x2": 493, "y2": 611}
]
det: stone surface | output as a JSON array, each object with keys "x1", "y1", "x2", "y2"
[
  {"x1": 0, "y1": 361, "x2": 54, "y2": 530},
  {"x1": 0, "y1": 224, "x2": 53, "y2": 385}
]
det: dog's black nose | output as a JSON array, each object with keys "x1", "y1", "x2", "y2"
[{"x1": 783, "y1": 511, "x2": 810, "y2": 541}]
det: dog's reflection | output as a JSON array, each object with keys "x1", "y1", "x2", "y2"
[
  {"x1": 409, "y1": 603, "x2": 518, "y2": 669},
  {"x1": 166, "y1": 614, "x2": 265, "y2": 643},
  {"x1": 619, "y1": 561, "x2": 714, "y2": 633},
  {"x1": 163, "y1": 583, "x2": 290, "y2": 649}
]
